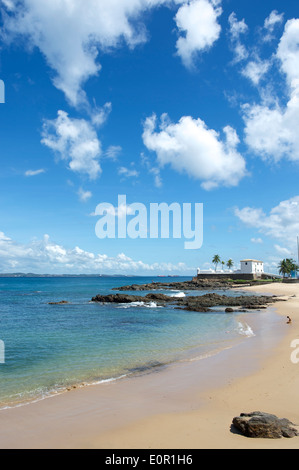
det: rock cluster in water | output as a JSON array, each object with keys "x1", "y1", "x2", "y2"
[
  {"x1": 112, "y1": 278, "x2": 237, "y2": 291},
  {"x1": 91, "y1": 291, "x2": 280, "y2": 312}
]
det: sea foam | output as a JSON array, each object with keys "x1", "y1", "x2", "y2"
[
  {"x1": 170, "y1": 291, "x2": 186, "y2": 298},
  {"x1": 117, "y1": 301, "x2": 162, "y2": 308},
  {"x1": 237, "y1": 322, "x2": 255, "y2": 337}
]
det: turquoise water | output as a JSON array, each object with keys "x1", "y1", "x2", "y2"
[{"x1": 0, "y1": 276, "x2": 262, "y2": 408}]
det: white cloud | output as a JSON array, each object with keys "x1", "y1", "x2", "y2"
[
  {"x1": 41, "y1": 110, "x2": 102, "y2": 179},
  {"x1": 277, "y1": 18, "x2": 299, "y2": 87},
  {"x1": 0, "y1": 0, "x2": 155, "y2": 106},
  {"x1": 93, "y1": 202, "x2": 135, "y2": 219},
  {"x1": 263, "y1": 10, "x2": 284, "y2": 41},
  {"x1": 175, "y1": 0, "x2": 222, "y2": 68},
  {"x1": 0, "y1": 231, "x2": 195, "y2": 274},
  {"x1": 243, "y1": 19, "x2": 299, "y2": 163},
  {"x1": 1, "y1": 0, "x2": 223, "y2": 105},
  {"x1": 251, "y1": 237, "x2": 263, "y2": 244},
  {"x1": 78, "y1": 188, "x2": 92, "y2": 202},
  {"x1": 228, "y1": 12, "x2": 248, "y2": 63},
  {"x1": 274, "y1": 244, "x2": 292, "y2": 256},
  {"x1": 118, "y1": 166, "x2": 139, "y2": 178},
  {"x1": 142, "y1": 113, "x2": 247, "y2": 189},
  {"x1": 241, "y1": 56, "x2": 271, "y2": 86},
  {"x1": 90, "y1": 102, "x2": 112, "y2": 127},
  {"x1": 235, "y1": 196, "x2": 299, "y2": 247},
  {"x1": 1, "y1": 0, "x2": 15, "y2": 11},
  {"x1": 149, "y1": 166, "x2": 162, "y2": 188},
  {"x1": 141, "y1": 152, "x2": 163, "y2": 188},
  {"x1": 242, "y1": 90, "x2": 299, "y2": 162},
  {"x1": 228, "y1": 11, "x2": 248, "y2": 39},
  {"x1": 104, "y1": 145, "x2": 122, "y2": 161},
  {"x1": 25, "y1": 168, "x2": 46, "y2": 176}
]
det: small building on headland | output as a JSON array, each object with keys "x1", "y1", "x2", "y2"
[
  {"x1": 196, "y1": 259, "x2": 276, "y2": 281},
  {"x1": 238, "y1": 259, "x2": 264, "y2": 276}
]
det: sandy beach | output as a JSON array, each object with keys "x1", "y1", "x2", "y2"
[{"x1": 0, "y1": 282, "x2": 299, "y2": 449}]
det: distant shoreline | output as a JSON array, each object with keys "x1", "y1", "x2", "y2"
[{"x1": 0, "y1": 273, "x2": 187, "y2": 278}]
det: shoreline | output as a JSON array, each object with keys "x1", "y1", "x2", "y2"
[{"x1": 0, "y1": 282, "x2": 298, "y2": 448}]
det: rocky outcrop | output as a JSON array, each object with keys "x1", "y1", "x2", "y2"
[
  {"x1": 91, "y1": 293, "x2": 173, "y2": 304},
  {"x1": 112, "y1": 278, "x2": 235, "y2": 291},
  {"x1": 91, "y1": 292, "x2": 280, "y2": 312},
  {"x1": 232, "y1": 412, "x2": 299, "y2": 438}
]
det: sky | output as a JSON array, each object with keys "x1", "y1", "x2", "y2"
[{"x1": 0, "y1": 0, "x2": 299, "y2": 275}]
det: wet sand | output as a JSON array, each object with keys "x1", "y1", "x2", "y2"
[{"x1": 0, "y1": 282, "x2": 298, "y2": 449}]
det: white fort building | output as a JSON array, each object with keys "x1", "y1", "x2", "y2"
[
  {"x1": 196, "y1": 259, "x2": 266, "y2": 280},
  {"x1": 238, "y1": 259, "x2": 264, "y2": 276}
]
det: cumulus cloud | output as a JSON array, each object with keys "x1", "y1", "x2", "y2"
[
  {"x1": 243, "y1": 19, "x2": 299, "y2": 163},
  {"x1": 235, "y1": 196, "x2": 299, "y2": 246},
  {"x1": 277, "y1": 18, "x2": 299, "y2": 86},
  {"x1": 142, "y1": 113, "x2": 247, "y2": 189},
  {"x1": 175, "y1": 0, "x2": 222, "y2": 68},
  {"x1": 41, "y1": 110, "x2": 102, "y2": 179},
  {"x1": 1, "y1": 0, "x2": 223, "y2": 105},
  {"x1": 0, "y1": 0, "x2": 155, "y2": 106},
  {"x1": 0, "y1": 231, "x2": 194, "y2": 274}
]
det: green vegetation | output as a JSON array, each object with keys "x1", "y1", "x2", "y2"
[
  {"x1": 278, "y1": 258, "x2": 299, "y2": 278},
  {"x1": 212, "y1": 255, "x2": 234, "y2": 272},
  {"x1": 227, "y1": 259, "x2": 234, "y2": 269},
  {"x1": 212, "y1": 254, "x2": 221, "y2": 271}
]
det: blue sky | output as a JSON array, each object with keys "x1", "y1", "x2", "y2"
[{"x1": 0, "y1": 0, "x2": 299, "y2": 275}]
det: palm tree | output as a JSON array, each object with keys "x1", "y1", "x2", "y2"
[
  {"x1": 212, "y1": 254, "x2": 221, "y2": 272},
  {"x1": 278, "y1": 259, "x2": 293, "y2": 277},
  {"x1": 289, "y1": 258, "x2": 299, "y2": 272},
  {"x1": 221, "y1": 261, "x2": 225, "y2": 270},
  {"x1": 227, "y1": 259, "x2": 234, "y2": 270}
]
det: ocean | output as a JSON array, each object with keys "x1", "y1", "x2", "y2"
[{"x1": 0, "y1": 276, "x2": 278, "y2": 409}]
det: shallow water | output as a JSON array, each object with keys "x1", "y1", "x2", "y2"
[{"x1": 0, "y1": 276, "x2": 276, "y2": 408}]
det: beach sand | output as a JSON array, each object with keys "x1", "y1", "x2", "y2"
[{"x1": 0, "y1": 282, "x2": 299, "y2": 449}]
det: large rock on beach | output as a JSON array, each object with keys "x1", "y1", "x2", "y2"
[{"x1": 232, "y1": 412, "x2": 299, "y2": 438}]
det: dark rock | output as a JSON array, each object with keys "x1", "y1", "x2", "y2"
[
  {"x1": 144, "y1": 293, "x2": 172, "y2": 302},
  {"x1": 91, "y1": 291, "x2": 279, "y2": 312},
  {"x1": 232, "y1": 411, "x2": 299, "y2": 439},
  {"x1": 225, "y1": 307, "x2": 234, "y2": 313},
  {"x1": 48, "y1": 300, "x2": 69, "y2": 305},
  {"x1": 112, "y1": 277, "x2": 281, "y2": 292},
  {"x1": 176, "y1": 306, "x2": 211, "y2": 312},
  {"x1": 91, "y1": 294, "x2": 142, "y2": 303},
  {"x1": 112, "y1": 278, "x2": 235, "y2": 292}
]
